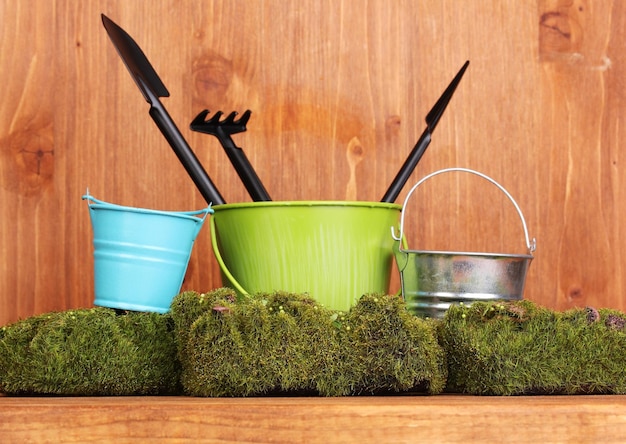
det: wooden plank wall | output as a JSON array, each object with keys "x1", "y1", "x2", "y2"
[{"x1": 1, "y1": 1, "x2": 624, "y2": 326}]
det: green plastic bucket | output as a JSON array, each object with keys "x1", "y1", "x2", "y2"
[
  {"x1": 210, "y1": 201, "x2": 401, "y2": 311},
  {"x1": 83, "y1": 193, "x2": 212, "y2": 313}
]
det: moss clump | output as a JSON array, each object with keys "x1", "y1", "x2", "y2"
[
  {"x1": 0, "y1": 308, "x2": 180, "y2": 395},
  {"x1": 339, "y1": 293, "x2": 447, "y2": 395},
  {"x1": 438, "y1": 300, "x2": 626, "y2": 395},
  {"x1": 170, "y1": 290, "x2": 445, "y2": 397}
]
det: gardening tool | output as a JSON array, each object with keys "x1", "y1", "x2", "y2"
[
  {"x1": 381, "y1": 60, "x2": 470, "y2": 203},
  {"x1": 191, "y1": 109, "x2": 271, "y2": 201},
  {"x1": 101, "y1": 14, "x2": 225, "y2": 205},
  {"x1": 391, "y1": 167, "x2": 536, "y2": 318}
]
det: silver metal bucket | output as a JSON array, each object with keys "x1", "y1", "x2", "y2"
[{"x1": 392, "y1": 168, "x2": 536, "y2": 318}]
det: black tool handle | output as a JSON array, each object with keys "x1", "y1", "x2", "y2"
[
  {"x1": 224, "y1": 148, "x2": 272, "y2": 202},
  {"x1": 380, "y1": 129, "x2": 431, "y2": 203},
  {"x1": 216, "y1": 128, "x2": 271, "y2": 202},
  {"x1": 149, "y1": 100, "x2": 226, "y2": 205},
  {"x1": 380, "y1": 61, "x2": 469, "y2": 203}
]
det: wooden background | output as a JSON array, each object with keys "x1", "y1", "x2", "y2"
[{"x1": 1, "y1": 0, "x2": 624, "y2": 326}]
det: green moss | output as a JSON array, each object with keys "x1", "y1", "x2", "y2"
[
  {"x1": 6, "y1": 292, "x2": 624, "y2": 398},
  {"x1": 0, "y1": 308, "x2": 180, "y2": 395},
  {"x1": 438, "y1": 300, "x2": 626, "y2": 395},
  {"x1": 169, "y1": 290, "x2": 445, "y2": 397},
  {"x1": 338, "y1": 294, "x2": 446, "y2": 395}
]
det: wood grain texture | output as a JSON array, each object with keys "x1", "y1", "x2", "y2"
[
  {"x1": 1, "y1": 1, "x2": 625, "y2": 325},
  {"x1": 1, "y1": 395, "x2": 626, "y2": 443}
]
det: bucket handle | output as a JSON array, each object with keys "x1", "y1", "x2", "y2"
[
  {"x1": 391, "y1": 168, "x2": 536, "y2": 254},
  {"x1": 82, "y1": 190, "x2": 213, "y2": 222},
  {"x1": 209, "y1": 215, "x2": 249, "y2": 296}
]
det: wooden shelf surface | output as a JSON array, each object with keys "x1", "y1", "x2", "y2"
[{"x1": 1, "y1": 394, "x2": 626, "y2": 442}]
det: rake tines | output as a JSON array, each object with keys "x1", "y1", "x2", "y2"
[
  {"x1": 191, "y1": 109, "x2": 251, "y2": 135},
  {"x1": 190, "y1": 109, "x2": 271, "y2": 202}
]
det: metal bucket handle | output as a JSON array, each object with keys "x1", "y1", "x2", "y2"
[{"x1": 391, "y1": 168, "x2": 536, "y2": 254}]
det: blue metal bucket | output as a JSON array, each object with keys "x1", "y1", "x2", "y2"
[{"x1": 83, "y1": 192, "x2": 212, "y2": 313}]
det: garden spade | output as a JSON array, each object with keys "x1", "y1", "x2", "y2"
[{"x1": 101, "y1": 14, "x2": 226, "y2": 205}]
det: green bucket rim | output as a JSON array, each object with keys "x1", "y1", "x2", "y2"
[{"x1": 212, "y1": 200, "x2": 402, "y2": 211}]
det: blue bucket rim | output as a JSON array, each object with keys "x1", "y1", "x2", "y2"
[{"x1": 82, "y1": 191, "x2": 213, "y2": 221}]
